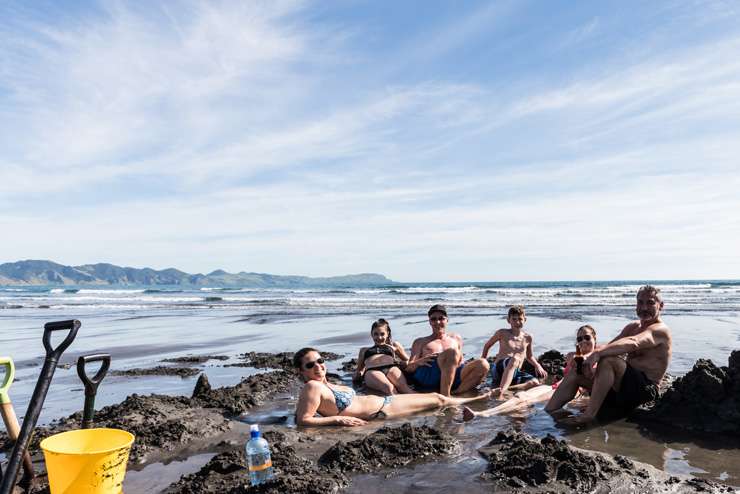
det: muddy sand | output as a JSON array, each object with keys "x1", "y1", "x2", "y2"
[
  {"x1": 632, "y1": 349, "x2": 740, "y2": 436},
  {"x1": 111, "y1": 366, "x2": 201, "y2": 378},
  {"x1": 226, "y1": 351, "x2": 342, "y2": 371},
  {"x1": 480, "y1": 431, "x2": 732, "y2": 492},
  {"x1": 1, "y1": 370, "x2": 298, "y2": 465},
  {"x1": 165, "y1": 425, "x2": 732, "y2": 494},
  {"x1": 3, "y1": 350, "x2": 739, "y2": 493},
  {"x1": 165, "y1": 424, "x2": 456, "y2": 494},
  {"x1": 161, "y1": 355, "x2": 230, "y2": 364}
]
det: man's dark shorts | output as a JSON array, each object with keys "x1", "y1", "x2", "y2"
[
  {"x1": 490, "y1": 357, "x2": 536, "y2": 387},
  {"x1": 411, "y1": 359, "x2": 463, "y2": 391},
  {"x1": 598, "y1": 363, "x2": 659, "y2": 419}
]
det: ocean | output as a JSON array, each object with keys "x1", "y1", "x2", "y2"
[{"x1": 3, "y1": 279, "x2": 740, "y2": 316}]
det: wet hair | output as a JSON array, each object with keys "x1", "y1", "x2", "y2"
[
  {"x1": 293, "y1": 347, "x2": 319, "y2": 369},
  {"x1": 508, "y1": 305, "x2": 526, "y2": 318},
  {"x1": 637, "y1": 285, "x2": 662, "y2": 302},
  {"x1": 371, "y1": 318, "x2": 392, "y2": 344},
  {"x1": 576, "y1": 324, "x2": 597, "y2": 340}
]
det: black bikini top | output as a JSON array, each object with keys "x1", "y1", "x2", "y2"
[{"x1": 364, "y1": 344, "x2": 395, "y2": 358}]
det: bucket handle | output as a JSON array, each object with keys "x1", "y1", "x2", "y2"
[
  {"x1": 77, "y1": 354, "x2": 111, "y2": 396},
  {"x1": 0, "y1": 357, "x2": 14, "y2": 405},
  {"x1": 43, "y1": 320, "x2": 80, "y2": 361}
]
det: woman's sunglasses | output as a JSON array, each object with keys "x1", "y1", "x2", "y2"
[
  {"x1": 576, "y1": 334, "x2": 592, "y2": 343},
  {"x1": 303, "y1": 358, "x2": 325, "y2": 369}
]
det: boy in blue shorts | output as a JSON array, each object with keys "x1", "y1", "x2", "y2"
[{"x1": 482, "y1": 305, "x2": 547, "y2": 396}]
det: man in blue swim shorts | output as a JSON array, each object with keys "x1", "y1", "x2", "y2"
[{"x1": 405, "y1": 304, "x2": 489, "y2": 396}]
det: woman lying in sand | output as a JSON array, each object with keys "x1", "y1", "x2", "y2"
[
  {"x1": 463, "y1": 325, "x2": 601, "y2": 421},
  {"x1": 353, "y1": 318, "x2": 413, "y2": 395},
  {"x1": 294, "y1": 347, "x2": 491, "y2": 426}
]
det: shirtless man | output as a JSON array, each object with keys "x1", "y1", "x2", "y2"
[
  {"x1": 405, "y1": 305, "x2": 490, "y2": 396},
  {"x1": 482, "y1": 305, "x2": 547, "y2": 396},
  {"x1": 550, "y1": 285, "x2": 672, "y2": 422}
]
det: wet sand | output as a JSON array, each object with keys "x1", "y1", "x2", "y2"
[{"x1": 1, "y1": 311, "x2": 739, "y2": 492}]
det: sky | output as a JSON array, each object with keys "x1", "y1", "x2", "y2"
[{"x1": 1, "y1": 0, "x2": 740, "y2": 282}]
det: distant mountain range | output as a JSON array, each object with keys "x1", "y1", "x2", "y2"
[{"x1": 0, "y1": 260, "x2": 394, "y2": 287}]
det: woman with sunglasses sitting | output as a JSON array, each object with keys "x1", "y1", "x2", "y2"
[
  {"x1": 462, "y1": 325, "x2": 601, "y2": 420},
  {"x1": 294, "y1": 347, "x2": 491, "y2": 426},
  {"x1": 353, "y1": 318, "x2": 414, "y2": 395}
]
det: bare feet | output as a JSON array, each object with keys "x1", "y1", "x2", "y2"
[
  {"x1": 462, "y1": 406, "x2": 476, "y2": 422},
  {"x1": 560, "y1": 414, "x2": 596, "y2": 427}
]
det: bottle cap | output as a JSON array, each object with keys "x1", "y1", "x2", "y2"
[{"x1": 250, "y1": 424, "x2": 260, "y2": 439}]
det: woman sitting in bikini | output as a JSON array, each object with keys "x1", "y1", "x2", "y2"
[
  {"x1": 353, "y1": 318, "x2": 413, "y2": 394},
  {"x1": 294, "y1": 347, "x2": 491, "y2": 426},
  {"x1": 462, "y1": 324, "x2": 601, "y2": 421}
]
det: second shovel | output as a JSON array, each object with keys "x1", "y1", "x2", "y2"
[{"x1": 76, "y1": 354, "x2": 111, "y2": 429}]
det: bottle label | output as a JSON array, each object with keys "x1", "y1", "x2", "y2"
[{"x1": 248, "y1": 455, "x2": 273, "y2": 472}]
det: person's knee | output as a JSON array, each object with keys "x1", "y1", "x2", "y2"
[
  {"x1": 475, "y1": 357, "x2": 490, "y2": 373},
  {"x1": 373, "y1": 381, "x2": 395, "y2": 395},
  {"x1": 387, "y1": 367, "x2": 403, "y2": 379},
  {"x1": 508, "y1": 355, "x2": 524, "y2": 368},
  {"x1": 594, "y1": 356, "x2": 622, "y2": 375},
  {"x1": 439, "y1": 347, "x2": 461, "y2": 365}
]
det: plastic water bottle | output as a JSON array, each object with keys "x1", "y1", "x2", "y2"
[{"x1": 246, "y1": 424, "x2": 275, "y2": 485}]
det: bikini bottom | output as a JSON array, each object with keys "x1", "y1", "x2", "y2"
[{"x1": 369, "y1": 395, "x2": 394, "y2": 420}]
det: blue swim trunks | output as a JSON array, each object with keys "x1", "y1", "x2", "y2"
[
  {"x1": 412, "y1": 359, "x2": 464, "y2": 391},
  {"x1": 490, "y1": 357, "x2": 536, "y2": 387}
]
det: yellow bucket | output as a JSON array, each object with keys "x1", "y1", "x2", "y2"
[{"x1": 40, "y1": 428, "x2": 135, "y2": 494}]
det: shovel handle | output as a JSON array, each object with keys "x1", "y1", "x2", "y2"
[
  {"x1": 77, "y1": 354, "x2": 111, "y2": 396},
  {"x1": 43, "y1": 320, "x2": 80, "y2": 360},
  {"x1": 0, "y1": 357, "x2": 14, "y2": 405}
]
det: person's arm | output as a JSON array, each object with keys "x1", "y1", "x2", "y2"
[
  {"x1": 393, "y1": 341, "x2": 410, "y2": 362},
  {"x1": 525, "y1": 334, "x2": 547, "y2": 378},
  {"x1": 295, "y1": 383, "x2": 366, "y2": 427},
  {"x1": 405, "y1": 339, "x2": 436, "y2": 372},
  {"x1": 607, "y1": 323, "x2": 636, "y2": 344},
  {"x1": 481, "y1": 331, "x2": 500, "y2": 359},
  {"x1": 586, "y1": 328, "x2": 664, "y2": 366},
  {"x1": 353, "y1": 347, "x2": 367, "y2": 381}
]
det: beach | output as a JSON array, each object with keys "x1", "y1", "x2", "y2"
[{"x1": 1, "y1": 281, "x2": 739, "y2": 491}]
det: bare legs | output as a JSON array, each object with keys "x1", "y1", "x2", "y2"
[
  {"x1": 543, "y1": 356, "x2": 626, "y2": 422},
  {"x1": 463, "y1": 385, "x2": 554, "y2": 421},
  {"x1": 364, "y1": 367, "x2": 415, "y2": 395},
  {"x1": 437, "y1": 348, "x2": 489, "y2": 396},
  {"x1": 381, "y1": 390, "x2": 492, "y2": 419},
  {"x1": 437, "y1": 348, "x2": 459, "y2": 396},
  {"x1": 455, "y1": 358, "x2": 490, "y2": 394},
  {"x1": 581, "y1": 356, "x2": 625, "y2": 420}
]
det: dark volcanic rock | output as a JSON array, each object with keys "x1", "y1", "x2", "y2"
[
  {"x1": 339, "y1": 358, "x2": 357, "y2": 373},
  {"x1": 191, "y1": 371, "x2": 297, "y2": 415},
  {"x1": 25, "y1": 394, "x2": 230, "y2": 463},
  {"x1": 481, "y1": 431, "x2": 619, "y2": 490},
  {"x1": 227, "y1": 351, "x2": 342, "y2": 371},
  {"x1": 111, "y1": 366, "x2": 201, "y2": 378},
  {"x1": 164, "y1": 431, "x2": 348, "y2": 494},
  {"x1": 480, "y1": 431, "x2": 733, "y2": 493},
  {"x1": 162, "y1": 355, "x2": 230, "y2": 364},
  {"x1": 521, "y1": 350, "x2": 567, "y2": 381},
  {"x1": 2, "y1": 371, "x2": 298, "y2": 464},
  {"x1": 632, "y1": 352, "x2": 740, "y2": 436},
  {"x1": 318, "y1": 423, "x2": 457, "y2": 473}
]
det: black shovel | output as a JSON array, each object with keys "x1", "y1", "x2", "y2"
[
  {"x1": 76, "y1": 354, "x2": 111, "y2": 429},
  {"x1": 0, "y1": 320, "x2": 80, "y2": 494}
]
